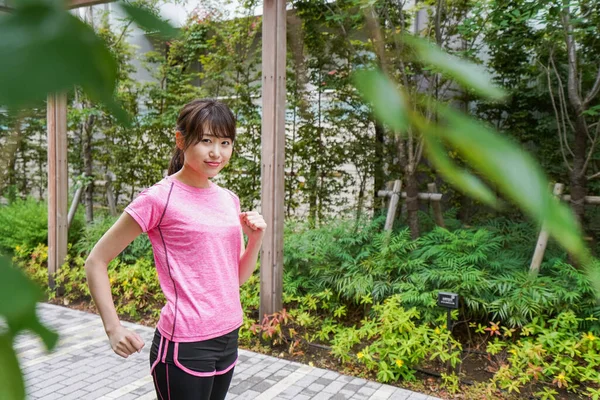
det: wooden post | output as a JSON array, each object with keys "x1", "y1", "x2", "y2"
[
  {"x1": 428, "y1": 182, "x2": 445, "y2": 228},
  {"x1": 384, "y1": 180, "x2": 402, "y2": 231},
  {"x1": 561, "y1": 195, "x2": 600, "y2": 204},
  {"x1": 105, "y1": 173, "x2": 118, "y2": 216},
  {"x1": 377, "y1": 190, "x2": 442, "y2": 201},
  {"x1": 67, "y1": 186, "x2": 83, "y2": 229},
  {"x1": 47, "y1": 93, "x2": 68, "y2": 289},
  {"x1": 529, "y1": 183, "x2": 564, "y2": 276},
  {"x1": 260, "y1": 0, "x2": 286, "y2": 318}
]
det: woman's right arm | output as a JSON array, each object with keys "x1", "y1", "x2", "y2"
[{"x1": 84, "y1": 212, "x2": 146, "y2": 358}]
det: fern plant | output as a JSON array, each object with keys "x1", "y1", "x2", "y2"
[{"x1": 283, "y1": 217, "x2": 599, "y2": 329}]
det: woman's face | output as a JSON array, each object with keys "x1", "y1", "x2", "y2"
[{"x1": 181, "y1": 133, "x2": 233, "y2": 178}]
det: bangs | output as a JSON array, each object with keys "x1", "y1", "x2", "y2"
[
  {"x1": 201, "y1": 118, "x2": 236, "y2": 140},
  {"x1": 187, "y1": 102, "x2": 237, "y2": 144}
]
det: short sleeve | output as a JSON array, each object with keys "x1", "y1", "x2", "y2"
[
  {"x1": 223, "y1": 188, "x2": 241, "y2": 214},
  {"x1": 232, "y1": 193, "x2": 241, "y2": 214},
  {"x1": 124, "y1": 188, "x2": 163, "y2": 233}
]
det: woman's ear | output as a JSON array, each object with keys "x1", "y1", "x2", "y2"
[{"x1": 175, "y1": 131, "x2": 184, "y2": 150}]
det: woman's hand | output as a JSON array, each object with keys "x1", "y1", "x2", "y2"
[
  {"x1": 239, "y1": 211, "x2": 267, "y2": 241},
  {"x1": 107, "y1": 325, "x2": 145, "y2": 358}
]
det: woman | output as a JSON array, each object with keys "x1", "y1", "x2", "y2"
[{"x1": 85, "y1": 99, "x2": 266, "y2": 400}]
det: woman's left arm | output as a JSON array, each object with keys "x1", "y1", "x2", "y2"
[{"x1": 239, "y1": 211, "x2": 267, "y2": 285}]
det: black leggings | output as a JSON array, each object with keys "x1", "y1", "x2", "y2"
[{"x1": 149, "y1": 328, "x2": 239, "y2": 400}]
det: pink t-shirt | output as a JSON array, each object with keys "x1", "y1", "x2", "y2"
[{"x1": 125, "y1": 175, "x2": 243, "y2": 342}]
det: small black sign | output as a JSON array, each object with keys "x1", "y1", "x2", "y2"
[{"x1": 437, "y1": 292, "x2": 459, "y2": 309}]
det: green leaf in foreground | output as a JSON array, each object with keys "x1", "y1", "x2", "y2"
[
  {"x1": 422, "y1": 134, "x2": 498, "y2": 207},
  {"x1": 0, "y1": 257, "x2": 58, "y2": 348},
  {"x1": 437, "y1": 106, "x2": 586, "y2": 259},
  {"x1": 119, "y1": 2, "x2": 179, "y2": 40},
  {"x1": 0, "y1": 256, "x2": 58, "y2": 400},
  {"x1": 405, "y1": 36, "x2": 507, "y2": 102},
  {"x1": 354, "y1": 66, "x2": 600, "y2": 293},
  {"x1": 0, "y1": 334, "x2": 24, "y2": 400},
  {"x1": 0, "y1": 0, "x2": 129, "y2": 124},
  {"x1": 353, "y1": 69, "x2": 409, "y2": 133}
]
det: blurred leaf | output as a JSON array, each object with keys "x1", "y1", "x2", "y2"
[
  {"x1": 119, "y1": 2, "x2": 179, "y2": 40},
  {"x1": 0, "y1": 334, "x2": 24, "y2": 400},
  {"x1": 0, "y1": 256, "x2": 58, "y2": 400},
  {"x1": 353, "y1": 69, "x2": 408, "y2": 133},
  {"x1": 422, "y1": 133, "x2": 498, "y2": 207},
  {"x1": 0, "y1": 0, "x2": 129, "y2": 124},
  {"x1": 405, "y1": 36, "x2": 506, "y2": 101},
  {"x1": 437, "y1": 105, "x2": 586, "y2": 259},
  {"x1": 0, "y1": 257, "x2": 58, "y2": 349},
  {"x1": 352, "y1": 64, "x2": 600, "y2": 294}
]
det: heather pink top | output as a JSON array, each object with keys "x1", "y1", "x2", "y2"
[{"x1": 125, "y1": 176, "x2": 243, "y2": 342}]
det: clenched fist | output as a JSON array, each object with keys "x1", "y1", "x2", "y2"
[
  {"x1": 108, "y1": 325, "x2": 145, "y2": 358},
  {"x1": 239, "y1": 211, "x2": 267, "y2": 241}
]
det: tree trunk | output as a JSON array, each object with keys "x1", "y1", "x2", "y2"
[
  {"x1": 405, "y1": 170, "x2": 420, "y2": 239},
  {"x1": 458, "y1": 193, "x2": 472, "y2": 224},
  {"x1": 374, "y1": 121, "x2": 386, "y2": 212},
  {"x1": 569, "y1": 114, "x2": 588, "y2": 224},
  {"x1": 83, "y1": 114, "x2": 96, "y2": 223},
  {"x1": 308, "y1": 163, "x2": 318, "y2": 227}
]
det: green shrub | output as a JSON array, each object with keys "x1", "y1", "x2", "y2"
[
  {"x1": 488, "y1": 311, "x2": 600, "y2": 399},
  {"x1": 283, "y1": 217, "x2": 598, "y2": 329},
  {"x1": 72, "y1": 214, "x2": 153, "y2": 263},
  {"x1": 0, "y1": 198, "x2": 84, "y2": 254},
  {"x1": 13, "y1": 240, "x2": 163, "y2": 320},
  {"x1": 71, "y1": 215, "x2": 118, "y2": 257},
  {"x1": 13, "y1": 243, "x2": 50, "y2": 291},
  {"x1": 330, "y1": 294, "x2": 462, "y2": 383}
]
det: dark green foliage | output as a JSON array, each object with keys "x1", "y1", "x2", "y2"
[
  {"x1": 0, "y1": 198, "x2": 84, "y2": 254},
  {"x1": 72, "y1": 214, "x2": 153, "y2": 263},
  {"x1": 71, "y1": 214, "x2": 117, "y2": 257},
  {"x1": 284, "y1": 217, "x2": 598, "y2": 329}
]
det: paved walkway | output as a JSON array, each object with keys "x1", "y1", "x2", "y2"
[{"x1": 17, "y1": 303, "x2": 442, "y2": 400}]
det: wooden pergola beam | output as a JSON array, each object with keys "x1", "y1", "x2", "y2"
[
  {"x1": 66, "y1": 0, "x2": 113, "y2": 9},
  {"x1": 0, "y1": 0, "x2": 110, "y2": 12},
  {"x1": 260, "y1": 0, "x2": 286, "y2": 318}
]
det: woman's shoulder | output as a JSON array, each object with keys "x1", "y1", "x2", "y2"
[
  {"x1": 211, "y1": 183, "x2": 240, "y2": 209},
  {"x1": 132, "y1": 177, "x2": 172, "y2": 203},
  {"x1": 213, "y1": 183, "x2": 239, "y2": 200}
]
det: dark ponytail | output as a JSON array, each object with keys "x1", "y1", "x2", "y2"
[
  {"x1": 168, "y1": 147, "x2": 185, "y2": 176},
  {"x1": 167, "y1": 99, "x2": 236, "y2": 176}
]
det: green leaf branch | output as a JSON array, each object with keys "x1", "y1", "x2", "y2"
[{"x1": 353, "y1": 36, "x2": 600, "y2": 294}]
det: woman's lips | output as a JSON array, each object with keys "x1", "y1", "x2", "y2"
[{"x1": 205, "y1": 161, "x2": 221, "y2": 168}]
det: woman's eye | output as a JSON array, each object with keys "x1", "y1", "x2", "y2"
[
  {"x1": 202, "y1": 138, "x2": 211, "y2": 143},
  {"x1": 222, "y1": 141, "x2": 231, "y2": 145}
]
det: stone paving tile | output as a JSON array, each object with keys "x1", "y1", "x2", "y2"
[{"x1": 19, "y1": 303, "x2": 443, "y2": 400}]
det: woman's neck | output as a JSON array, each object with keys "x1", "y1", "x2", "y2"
[{"x1": 172, "y1": 166, "x2": 211, "y2": 189}]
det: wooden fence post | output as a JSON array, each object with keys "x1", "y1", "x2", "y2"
[
  {"x1": 105, "y1": 173, "x2": 118, "y2": 217},
  {"x1": 384, "y1": 180, "x2": 402, "y2": 231},
  {"x1": 529, "y1": 183, "x2": 564, "y2": 275},
  {"x1": 428, "y1": 182, "x2": 445, "y2": 228},
  {"x1": 67, "y1": 186, "x2": 83, "y2": 230}
]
